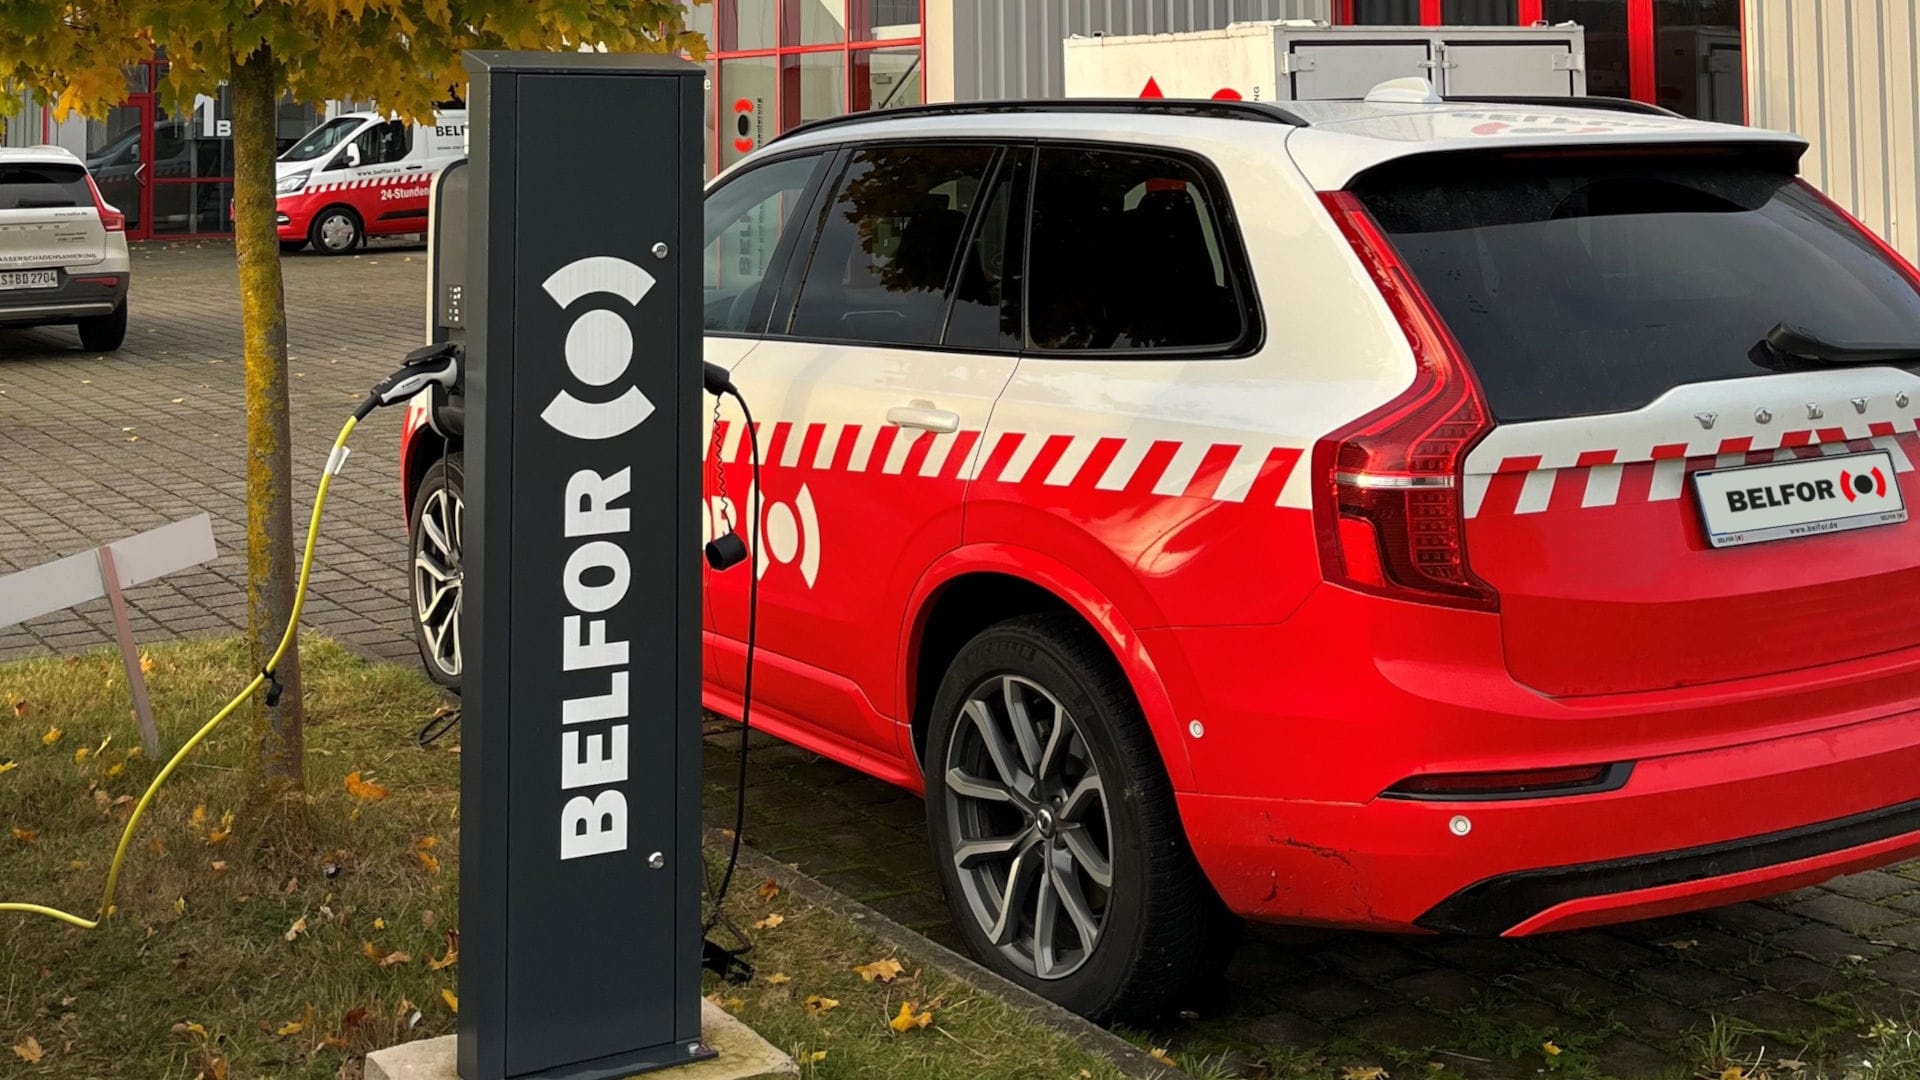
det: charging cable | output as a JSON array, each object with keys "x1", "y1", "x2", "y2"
[
  {"x1": 0, "y1": 347, "x2": 461, "y2": 930},
  {"x1": 700, "y1": 361, "x2": 760, "y2": 947}
]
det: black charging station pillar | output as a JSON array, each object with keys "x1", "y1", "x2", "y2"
[{"x1": 457, "y1": 51, "x2": 707, "y2": 1080}]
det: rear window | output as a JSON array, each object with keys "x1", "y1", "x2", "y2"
[
  {"x1": 0, "y1": 163, "x2": 91, "y2": 211},
  {"x1": 1352, "y1": 150, "x2": 1920, "y2": 421}
]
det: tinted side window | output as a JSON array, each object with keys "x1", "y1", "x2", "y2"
[
  {"x1": 943, "y1": 149, "x2": 1029, "y2": 352},
  {"x1": 703, "y1": 153, "x2": 825, "y2": 333},
  {"x1": 1028, "y1": 147, "x2": 1248, "y2": 353},
  {"x1": 786, "y1": 144, "x2": 997, "y2": 346}
]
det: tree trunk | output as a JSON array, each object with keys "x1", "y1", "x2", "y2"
[{"x1": 231, "y1": 45, "x2": 305, "y2": 800}]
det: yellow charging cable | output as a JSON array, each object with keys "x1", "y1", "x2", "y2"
[{"x1": 0, "y1": 415, "x2": 361, "y2": 930}]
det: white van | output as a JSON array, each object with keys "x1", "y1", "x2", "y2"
[{"x1": 272, "y1": 110, "x2": 467, "y2": 253}]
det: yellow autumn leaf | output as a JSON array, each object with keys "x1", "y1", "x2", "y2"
[
  {"x1": 765, "y1": 972, "x2": 791, "y2": 986},
  {"x1": 363, "y1": 941, "x2": 412, "y2": 967},
  {"x1": 807, "y1": 1050, "x2": 827, "y2": 1063},
  {"x1": 753, "y1": 913, "x2": 784, "y2": 930},
  {"x1": 178, "y1": 1022, "x2": 207, "y2": 1037},
  {"x1": 1721, "y1": 1069, "x2": 1745, "y2": 1080},
  {"x1": 430, "y1": 935, "x2": 459, "y2": 971},
  {"x1": 275, "y1": 1021, "x2": 303, "y2": 1037},
  {"x1": 73, "y1": 746, "x2": 90, "y2": 763},
  {"x1": 415, "y1": 835, "x2": 439, "y2": 850},
  {"x1": 417, "y1": 850, "x2": 441, "y2": 874},
  {"x1": 344, "y1": 771, "x2": 390, "y2": 801},
  {"x1": 889, "y1": 1001, "x2": 934, "y2": 1033},
  {"x1": 1341, "y1": 1069, "x2": 1388, "y2": 1080},
  {"x1": 173, "y1": 897, "x2": 186, "y2": 915},
  {"x1": 208, "y1": 810, "x2": 235, "y2": 844},
  {"x1": 373, "y1": 918, "x2": 386, "y2": 930},
  {"x1": 853, "y1": 958, "x2": 904, "y2": 984},
  {"x1": 0, "y1": 761, "x2": 15, "y2": 774},
  {"x1": 40, "y1": 726, "x2": 61, "y2": 746},
  {"x1": 12, "y1": 1036, "x2": 43, "y2": 1063},
  {"x1": 441, "y1": 989, "x2": 458, "y2": 1013},
  {"x1": 11, "y1": 828, "x2": 35, "y2": 843},
  {"x1": 801, "y1": 995, "x2": 839, "y2": 1017},
  {"x1": 139, "y1": 653, "x2": 155, "y2": 675},
  {"x1": 190, "y1": 804, "x2": 208, "y2": 831},
  {"x1": 105, "y1": 762, "x2": 124, "y2": 778},
  {"x1": 285, "y1": 917, "x2": 308, "y2": 942},
  {"x1": 757, "y1": 877, "x2": 779, "y2": 901},
  {"x1": 1543, "y1": 1042, "x2": 1563, "y2": 1057},
  {"x1": 1149, "y1": 1048, "x2": 1178, "y2": 1066},
  {"x1": 210, "y1": 861, "x2": 227, "y2": 874}
]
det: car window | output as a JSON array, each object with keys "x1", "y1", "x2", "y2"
[
  {"x1": 1027, "y1": 146, "x2": 1250, "y2": 353},
  {"x1": 943, "y1": 149, "x2": 1029, "y2": 352},
  {"x1": 0, "y1": 163, "x2": 92, "y2": 210},
  {"x1": 785, "y1": 144, "x2": 998, "y2": 346},
  {"x1": 331, "y1": 121, "x2": 411, "y2": 170},
  {"x1": 280, "y1": 117, "x2": 363, "y2": 163},
  {"x1": 704, "y1": 152, "x2": 828, "y2": 333},
  {"x1": 1353, "y1": 150, "x2": 1920, "y2": 421}
]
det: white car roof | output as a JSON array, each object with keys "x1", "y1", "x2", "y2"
[
  {"x1": 0, "y1": 145, "x2": 84, "y2": 167},
  {"x1": 754, "y1": 99, "x2": 1807, "y2": 191}
]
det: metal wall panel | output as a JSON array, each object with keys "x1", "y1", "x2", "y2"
[
  {"x1": 931, "y1": 0, "x2": 1333, "y2": 101},
  {"x1": 1747, "y1": 0, "x2": 1920, "y2": 263}
]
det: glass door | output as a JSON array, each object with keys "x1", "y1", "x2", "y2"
[{"x1": 85, "y1": 97, "x2": 151, "y2": 239}]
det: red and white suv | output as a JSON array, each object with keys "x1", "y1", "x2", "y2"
[{"x1": 400, "y1": 94, "x2": 1920, "y2": 1019}]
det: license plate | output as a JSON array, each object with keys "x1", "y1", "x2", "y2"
[
  {"x1": 0, "y1": 270, "x2": 58, "y2": 290},
  {"x1": 1694, "y1": 450, "x2": 1907, "y2": 548}
]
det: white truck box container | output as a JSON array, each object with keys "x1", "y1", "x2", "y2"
[{"x1": 1064, "y1": 21, "x2": 1588, "y2": 102}]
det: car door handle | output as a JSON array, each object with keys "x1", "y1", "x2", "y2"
[
  {"x1": 406, "y1": 164, "x2": 424, "y2": 170},
  {"x1": 887, "y1": 404, "x2": 960, "y2": 433}
]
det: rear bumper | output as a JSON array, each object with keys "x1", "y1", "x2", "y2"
[
  {"x1": 0, "y1": 273, "x2": 128, "y2": 324},
  {"x1": 1176, "y1": 702, "x2": 1920, "y2": 934}
]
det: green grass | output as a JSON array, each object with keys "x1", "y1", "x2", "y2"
[{"x1": 2, "y1": 636, "x2": 1144, "y2": 1080}]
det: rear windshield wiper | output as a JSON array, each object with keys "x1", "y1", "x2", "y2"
[{"x1": 1753, "y1": 322, "x2": 1920, "y2": 369}]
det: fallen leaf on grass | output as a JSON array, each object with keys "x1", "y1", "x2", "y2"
[
  {"x1": 752, "y1": 913, "x2": 784, "y2": 930},
  {"x1": 73, "y1": 746, "x2": 89, "y2": 763},
  {"x1": 170, "y1": 398, "x2": 185, "y2": 405},
  {"x1": 373, "y1": 918, "x2": 386, "y2": 930},
  {"x1": 210, "y1": 861, "x2": 226, "y2": 874},
  {"x1": 0, "y1": 762, "x2": 15, "y2": 775},
  {"x1": 429, "y1": 933, "x2": 459, "y2": 971},
  {"x1": 275, "y1": 1021, "x2": 303, "y2": 1037},
  {"x1": 190, "y1": 804, "x2": 207, "y2": 831},
  {"x1": 207, "y1": 811, "x2": 235, "y2": 845},
  {"x1": 284, "y1": 917, "x2": 308, "y2": 942},
  {"x1": 765, "y1": 972, "x2": 790, "y2": 986},
  {"x1": 801, "y1": 995, "x2": 838, "y2": 1017},
  {"x1": 888, "y1": 1001, "x2": 934, "y2": 1032},
  {"x1": 363, "y1": 941, "x2": 411, "y2": 967},
  {"x1": 172, "y1": 1022, "x2": 207, "y2": 1037},
  {"x1": 853, "y1": 958, "x2": 904, "y2": 984},
  {"x1": 441, "y1": 989, "x2": 458, "y2": 1013},
  {"x1": 139, "y1": 653, "x2": 155, "y2": 675},
  {"x1": 11, "y1": 828, "x2": 34, "y2": 843},
  {"x1": 11, "y1": 1036, "x2": 43, "y2": 1063},
  {"x1": 757, "y1": 877, "x2": 779, "y2": 901},
  {"x1": 416, "y1": 835, "x2": 439, "y2": 850},
  {"x1": 1721, "y1": 1070, "x2": 1745, "y2": 1080},
  {"x1": 807, "y1": 1050, "x2": 827, "y2": 1063},
  {"x1": 1341, "y1": 1069, "x2": 1388, "y2": 1080},
  {"x1": 344, "y1": 772, "x2": 390, "y2": 801},
  {"x1": 1149, "y1": 1048, "x2": 1177, "y2": 1067},
  {"x1": 10, "y1": 700, "x2": 25, "y2": 719},
  {"x1": 173, "y1": 897, "x2": 186, "y2": 915},
  {"x1": 417, "y1": 850, "x2": 441, "y2": 875},
  {"x1": 1543, "y1": 1042, "x2": 1562, "y2": 1057},
  {"x1": 40, "y1": 727, "x2": 61, "y2": 746}
]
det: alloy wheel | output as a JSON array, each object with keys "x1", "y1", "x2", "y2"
[
  {"x1": 413, "y1": 484, "x2": 463, "y2": 678},
  {"x1": 941, "y1": 674, "x2": 1113, "y2": 980}
]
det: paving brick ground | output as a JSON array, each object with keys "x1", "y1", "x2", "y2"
[{"x1": 5, "y1": 245, "x2": 1918, "y2": 1079}]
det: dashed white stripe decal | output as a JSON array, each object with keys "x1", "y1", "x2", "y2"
[
  {"x1": 880, "y1": 429, "x2": 916, "y2": 475},
  {"x1": 1872, "y1": 433, "x2": 1914, "y2": 472},
  {"x1": 997, "y1": 433, "x2": 1047, "y2": 484},
  {"x1": 779, "y1": 426, "x2": 807, "y2": 468},
  {"x1": 1649, "y1": 458, "x2": 1688, "y2": 501},
  {"x1": 845, "y1": 425, "x2": 879, "y2": 472},
  {"x1": 1463, "y1": 473, "x2": 1492, "y2": 519},
  {"x1": 918, "y1": 432, "x2": 956, "y2": 477},
  {"x1": 1044, "y1": 436, "x2": 1099, "y2": 487},
  {"x1": 1152, "y1": 441, "x2": 1210, "y2": 498},
  {"x1": 1514, "y1": 467, "x2": 1558, "y2": 515},
  {"x1": 1212, "y1": 446, "x2": 1264, "y2": 504},
  {"x1": 1581, "y1": 463, "x2": 1623, "y2": 508},
  {"x1": 1095, "y1": 439, "x2": 1155, "y2": 492},
  {"x1": 812, "y1": 424, "x2": 841, "y2": 470}
]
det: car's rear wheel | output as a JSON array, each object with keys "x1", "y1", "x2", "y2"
[
  {"x1": 309, "y1": 206, "x2": 361, "y2": 255},
  {"x1": 76, "y1": 302, "x2": 127, "y2": 352},
  {"x1": 924, "y1": 613, "x2": 1235, "y2": 1021},
  {"x1": 409, "y1": 453, "x2": 464, "y2": 690}
]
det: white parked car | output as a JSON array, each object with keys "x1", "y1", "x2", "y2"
[{"x1": 0, "y1": 145, "x2": 131, "y2": 351}]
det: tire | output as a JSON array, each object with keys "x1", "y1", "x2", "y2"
[
  {"x1": 76, "y1": 302, "x2": 127, "y2": 351},
  {"x1": 308, "y1": 206, "x2": 361, "y2": 255},
  {"x1": 280, "y1": 239, "x2": 309, "y2": 253},
  {"x1": 408, "y1": 453, "x2": 464, "y2": 691},
  {"x1": 924, "y1": 613, "x2": 1237, "y2": 1022}
]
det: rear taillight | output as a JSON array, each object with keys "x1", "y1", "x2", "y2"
[
  {"x1": 1313, "y1": 191, "x2": 1496, "y2": 611},
  {"x1": 1798, "y1": 179, "x2": 1920, "y2": 294},
  {"x1": 84, "y1": 174, "x2": 125, "y2": 232}
]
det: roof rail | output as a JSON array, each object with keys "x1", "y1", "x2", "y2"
[
  {"x1": 770, "y1": 98, "x2": 1310, "y2": 145},
  {"x1": 1440, "y1": 95, "x2": 1685, "y2": 118}
]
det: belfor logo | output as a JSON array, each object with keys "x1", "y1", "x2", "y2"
[
  {"x1": 1841, "y1": 465, "x2": 1890, "y2": 502},
  {"x1": 538, "y1": 256, "x2": 657, "y2": 441}
]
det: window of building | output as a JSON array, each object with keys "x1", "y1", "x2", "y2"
[
  {"x1": 1654, "y1": 0, "x2": 1743, "y2": 123},
  {"x1": 1027, "y1": 147, "x2": 1249, "y2": 353},
  {"x1": 700, "y1": 0, "x2": 926, "y2": 178},
  {"x1": 1544, "y1": 0, "x2": 1632, "y2": 99},
  {"x1": 786, "y1": 144, "x2": 996, "y2": 346},
  {"x1": 1350, "y1": 0, "x2": 1423, "y2": 23},
  {"x1": 704, "y1": 152, "x2": 827, "y2": 333},
  {"x1": 1443, "y1": 0, "x2": 1520, "y2": 21}
]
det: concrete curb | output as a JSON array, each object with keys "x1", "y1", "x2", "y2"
[{"x1": 707, "y1": 827, "x2": 1197, "y2": 1080}]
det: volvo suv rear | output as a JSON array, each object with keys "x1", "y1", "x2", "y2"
[{"x1": 0, "y1": 146, "x2": 130, "y2": 351}]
